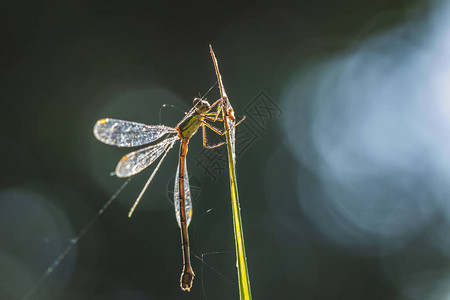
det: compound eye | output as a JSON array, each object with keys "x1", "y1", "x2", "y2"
[{"x1": 192, "y1": 98, "x2": 201, "y2": 106}]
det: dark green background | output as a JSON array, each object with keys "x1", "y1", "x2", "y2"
[{"x1": 0, "y1": 1, "x2": 435, "y2": 299}]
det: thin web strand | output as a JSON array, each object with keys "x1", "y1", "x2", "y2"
[
  {"x1": 23, "y1": 178, "x2": 132, "y2": 300},
  {"x1": 192, "y1": 203, "x2": 229, "y2": 247},
  {"x1": 158, "y1": 104, "x2": 185, "y2": 125},
  {"x1": 191, "y1": 250, "x2": 238, "y2": 300},
  {"x1": 196, "y1": 251, "x2": 237, "y2": 287},
  {"x1": 128, "y1": 139, "x2": 177, "y2": 217}
]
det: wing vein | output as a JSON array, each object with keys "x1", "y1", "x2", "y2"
[
  {"x1": 115, "y1": 136, "x2": 179, "y2": 178},
  {"x1": 94, "y1": 118, "x2": 177, "y2": 147}
]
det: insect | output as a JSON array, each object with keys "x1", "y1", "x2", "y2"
[{"x1": 93, "y1": 97, "x2": 232, "y2": 291}]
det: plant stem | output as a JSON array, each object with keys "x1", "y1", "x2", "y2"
[{"x1": 209, "y1": 45, "x2": 252, "y2": 300}]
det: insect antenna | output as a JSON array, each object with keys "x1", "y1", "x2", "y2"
[
  {"x1": 200, "y1": 82, "x2": 217, "y2": 100},
  {"x1": 159, "y1": 104, "x2": 186, "y2": 124}
]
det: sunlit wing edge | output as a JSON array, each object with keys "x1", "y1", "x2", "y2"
[
  {"x1": 93, "y1": 118, "x2": 177, "y2": 147},
  {"x1": 115, "y1": 136, "x2": 179, "y2": 178}
]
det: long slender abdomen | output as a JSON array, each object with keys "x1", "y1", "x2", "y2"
[{"x1": 177, "y1": 141, "x2": 195, "y2": 291}]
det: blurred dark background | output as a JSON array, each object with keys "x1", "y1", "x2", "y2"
[{"x1": 3, "y1": 0, "x2": 450, "y2": 299}]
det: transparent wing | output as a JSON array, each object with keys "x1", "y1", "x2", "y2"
[
  {"x1": 115, "y1": 136, "x2": 179, "y2": 178},
  {"x1": 94, "y1": 118, "x2": 177, "y2": 147},
  {"x1": 174, "y1": 155, "x2": 192, "y2": 227}
]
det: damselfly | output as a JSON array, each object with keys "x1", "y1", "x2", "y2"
[{"x1": 93, "y1": 97, "x2": 236, "y2": 291}]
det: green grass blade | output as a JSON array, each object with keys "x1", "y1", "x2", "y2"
[{"x1": 209, "y1": 45, "x2": 252, "y2": 300}]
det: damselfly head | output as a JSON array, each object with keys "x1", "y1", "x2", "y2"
[{"x1": 192, "y1": 98, "x2": 211, "y2": 113}]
